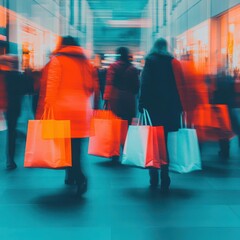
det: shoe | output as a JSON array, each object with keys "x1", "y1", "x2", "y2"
[
  {"x1": 160, "y1": 177, "x2": 171, "y2": 193},
  {"x1": 218, "y1": 151, "x2": 229, "y2": 160},
  {"x1": 111, "y1": 156, "x2": 120, "y2": 163},
  {"x1": 6, "y1": 162, "x2": 17, "y2": 170},
  {"x1": 76, "y1": 179, "x2": 87, "y2": 196}
]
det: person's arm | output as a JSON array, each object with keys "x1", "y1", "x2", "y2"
[
  {"x1": 44, "y1": 57, "x2": 61, "y2": 108},
  {"x1": 139, "y1": 58, "x2": 153, "y2": 112},
  {"x1": 103, "y1": 64, "x2": 115, "y2": 101},
  {"x1": 130, "y1": 67, "x2": 140, "y2": 94},
  {"x1": 92, "y1": 66, "x2": 100, "y2": 109}
]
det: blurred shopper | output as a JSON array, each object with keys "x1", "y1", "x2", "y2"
[
  {"x1": 139, "y1": 38, "x2": 183, "y2": 192},
  {"x1": 178, "y1": 53, "x2": 209, "y2": 125},
  {"x1": 0, "y1": 55, "x2": 23, "y2": 170},
  {"x1": 103, "y1": 47, "x2": 140, "y2": 162},
  {"x1": 213, "y1": 69, "x2": 235, "y2": 160},
  {"x1": 36, "y1": 36, "x2": 99, "y2": 195},
  {"x1": 103, "y1": 47, "x2": 139, "y2": 124},
  {"x1": 94, "y1": 54, "x2": 106, "y2": 99}
]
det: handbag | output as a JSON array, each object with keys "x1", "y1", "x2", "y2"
[
  {"x1": 24, "y1": 108, "x2": 72, "y2": 168},
  {"x1": 122, "y1": 109, "x2": 167, "y2": 168},
  {"x1": 168, "y1": 112, "x2": 202, "y2": 173}
]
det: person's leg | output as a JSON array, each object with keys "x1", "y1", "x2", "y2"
[
  {"x1": 69, "y1": 138, "x2": 87, "y2": 195},
  {"x1": 6, "y1": 112, "x2": 18, "y2": 169},
  {"x1": 219, "y1": 138, "x2": 230, "y2": 160},
  {"x1": 65, "y1": 138, "x2": 86, "y2": 183},
  {"x1": 149, "y1": 168, "x2": 159, "y2": 187},
  {"x1": 160, "y1": 129, "x2": 170, "y2": 192},
  {"x1": 160, "y1": 164, "x2": 170, "y2": 192}
]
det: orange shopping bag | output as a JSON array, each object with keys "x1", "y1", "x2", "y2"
[
  {"x1": 193, "y1": 104, "x2": 234, "y2": 141},
  {"x1": 24, "y1": 120, "x2": 72, "y2": 168},
  {"x1": 88, "y1": 110, "x2": 126, "y2": 157}
]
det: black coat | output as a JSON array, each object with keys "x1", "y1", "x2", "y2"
[{"x1": 139, "y1": 53, "x2": 182, "y2": 131}]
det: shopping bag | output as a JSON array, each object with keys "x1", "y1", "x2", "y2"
[
  {"x1": 41, "y1": 120, "x2": 71, "y2": 139},
  {"x1": 88, "y1": 110, "x2": 122, "y2": 157},
  {"x1": 122, "y1": 109, "x2": 167, "y2": 168},
  {"x1": 120, "y1": 119, "x2": 128, "y2": 145},
  {"x1": 193, "y1": 104, "x2": 234, "y2": 141},
  {"x1": 40, "y1": 107, "x2": 71, "y2": 139},
  {"x1": 24, "y1": 120, "x2": 72, "y2": 168},
  {"x1": 0, "y1": 111, "x2": 7, "y2": 131},
  {"x1": 168, "y1": 113, "x2": 202, "y2": 173}
]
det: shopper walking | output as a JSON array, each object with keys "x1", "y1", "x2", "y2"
[
  {"x1": 36, "y1": 36, "x2": 99, "y2": 195},
  {"x1": 139, "y1": 38, "x2": 183, "y2": 192},
  {"x1": 103, "y1": 47, "x2": 140, "y2": 162},
  {"x1": 0, "y1": 55, "x2": 23, "y2": 170}
]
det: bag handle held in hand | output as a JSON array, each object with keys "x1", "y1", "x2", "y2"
[
  {"x1": 137, "y1": 109, "x2": 153, "y2": 126},
  {"x1": 180, "y1": 111, "x2": 194, "y2": 129},
  {"x1": 42, "y1": 106, "x2": 54, "y2": 120}
]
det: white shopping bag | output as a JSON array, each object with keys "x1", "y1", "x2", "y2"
[
  {"x1": 122, "y1": 109, "x2": 166, "y2": 168},
  {"x1": 0, "y1": 111, "x2": 7, "y2": 131},
  {"x1": 122, "y1": 125, "x2": 151, "y2": 168},
  {"x1": 168, "y1": 113, "x2": 202, "y2": 173}
]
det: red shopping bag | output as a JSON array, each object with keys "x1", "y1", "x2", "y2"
[
  {"x1": 120, "y1": 120, "x2": 128, "y2": 145},
  {"x1": 24, "y1": 120, "x2": 72, "y2": 168},
  {"x1": 193, "y1": 104, "x2": 234, "y2": 141},
  {"x1": 145, "y1": 126, "x2": 167, "y2": 167},
  {"x1": 122, "y1": 125, "x2": 167, "y2": 168},
  {"x1": 88, "y1": 110, "x2": 123, "y2": 157}
]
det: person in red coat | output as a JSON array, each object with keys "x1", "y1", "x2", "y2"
[
  {"x1": 103, "y1": 47, "x2": 140, "y2": 163},
  {"x1": 36, "y1": 36, "x2": 100, "y2": 195},
  {"x1": 103, "y1": 47, "x2": 140, "y2": 124}
]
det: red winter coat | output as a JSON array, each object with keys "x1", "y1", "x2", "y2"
[{"x1": 36, "y1": 46, "x2": 99, "y2": 138}]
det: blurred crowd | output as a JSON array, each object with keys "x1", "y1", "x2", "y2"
[{"x1": 0, "y1": 36, "x2": 240, "y2": 195}]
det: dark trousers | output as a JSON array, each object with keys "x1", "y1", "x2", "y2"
[
  {"x1": 65, "y1": 138, "x2": 86, "y2": 184},
  {"x1": 6, "y1": 112, "x2": 19, "y2": 163},
  {"x1": 149, "y1": 129, "x2": 170, "y2": 186},
  {"x1": 219, "y1": 138, "x2": 230, "y2": 159}
]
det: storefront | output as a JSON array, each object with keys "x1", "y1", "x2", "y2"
[
  {"x1": 214, "y1": 5, "x2": 240, "y2": 75},
  {"x1": 175, "y1": 20, "x2": 210, "y2": 74},
  {"x1": 17, "y1": 16, "x2": 58, "y2": 70},
  {"x1": 0, "y1": 5, "x2": 7, "y2": 55},
  {"x1": 0, "y1": 5, "x2": 59, "y2": 70}
]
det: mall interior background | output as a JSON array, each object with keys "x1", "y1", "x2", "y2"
[{"x1": 0, "y1": 0, "x2": 240, "y2": 75}]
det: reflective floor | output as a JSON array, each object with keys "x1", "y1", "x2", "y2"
[{"x1": 0, "y1": 100, "x2": 240, "y2": 240}]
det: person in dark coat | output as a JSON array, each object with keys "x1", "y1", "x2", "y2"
[
  {"x1": 213, "y1": 70, "x2": 235, "y2": 160},
  {"x1": 139, "y1": 38, "x2": 183, "y2": 192},
  {"x1": 103, "y1": 47, "x2": 140, "y2": 125},
  {"x1": 0, "y1": 55, "x2": 23, "y2": 170}
]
